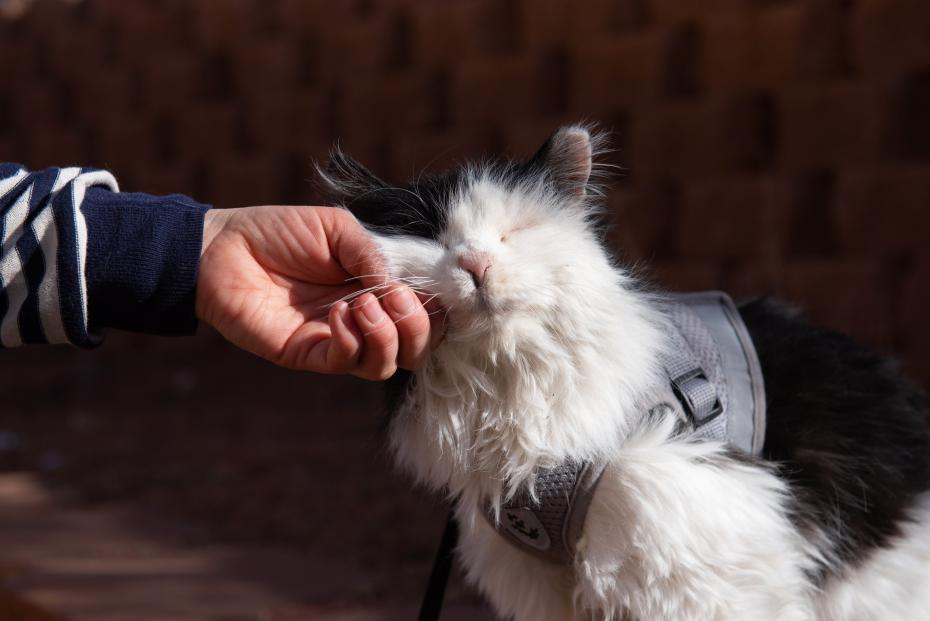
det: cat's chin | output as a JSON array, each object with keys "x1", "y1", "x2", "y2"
[
  {"x1": 435, "y1": 277, "x2": 530, "y2": 321},
  {"x1": 441, "y1": 300, "x2": 543, "y2": 341},
  {"x1": 440, "y1": 308, "x2": 497, "y2": 340},
  {"x1": 441, "y1": 290, "x2": 497, "y2": 318}
]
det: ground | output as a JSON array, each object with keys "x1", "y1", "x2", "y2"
[{"x1": 0, "y1": 330, "x2": 497, "y2": 619}]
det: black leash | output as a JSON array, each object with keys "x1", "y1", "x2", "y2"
[{"x1": 417, "y1": 508, "x2": 458, "y2": 621}]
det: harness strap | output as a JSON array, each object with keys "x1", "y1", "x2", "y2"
[
  {"x1": 678, "y1": 292, "x2": 767, "y2": 454},
  {"x1": 666, "y1": 361, "x2": 722, "y2": 427},
  {"x1": 495, "y1": 460, "x2": 606, "y2": 564},
  {"x1": 660, "y1": 298, "x2": 729, "y2": 442},
  {"x1": 418, "y1": 508, "x2": 459, "y2": 621}
]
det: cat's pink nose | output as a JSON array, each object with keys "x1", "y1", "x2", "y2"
[{"x1": 457, "y1": 252, "x2": 492, "y2": 288}]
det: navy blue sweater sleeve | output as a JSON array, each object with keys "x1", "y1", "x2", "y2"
[{"x1": 0, "y1": 164, "x2": 209, "y2": 347}]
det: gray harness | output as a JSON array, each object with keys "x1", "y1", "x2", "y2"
[{"x1": 489, "y1": 291, "x2": 767, "y2": 564}]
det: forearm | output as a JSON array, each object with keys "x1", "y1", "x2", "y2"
[{"x1": 0, "y1": 163, "x2": 208, "y2": 347}]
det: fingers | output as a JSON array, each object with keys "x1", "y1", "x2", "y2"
[
  {"x1": 299, "y1": 289, "x2": 442, "y2": 379},
  {"x1": 384, "y1": 286, "x2": 432, "y2": 370},
  {"x1": 423, "y1": 294, "x2": 447, "y2": 350},
  {"x1": 348, "y1": 292, "x2": 399, "y2": 381},
  {"x1": 323, "y1": 287, "x2": 436, "y2": 379},
  {"x1": 321, "y1": 209, "x2": 443, "y2": 370},
  {"x1": 321, "y1": 301, "x2": 363, "y2": 373},
  {"x1": 294, "y1": 299, "x2": 392, "y2": 377}
]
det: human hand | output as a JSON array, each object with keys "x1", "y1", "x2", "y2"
[{"x1": 196, "y1": 206, "x2": 441, "y2": 379}]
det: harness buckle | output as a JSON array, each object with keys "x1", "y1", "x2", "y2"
[{"x1": 670, "y1": 367, "x2": 723, "y2": 427}]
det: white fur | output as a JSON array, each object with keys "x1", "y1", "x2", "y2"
[
  {"x1": 574, "y1": 417, "x2": 817, "y2": 621},
  {"x1": 372, "y1": 169, "x2": 930, "y2": 620},
  {"x1": 816, "y1": 494, "x2": 930, "y2": 621}
]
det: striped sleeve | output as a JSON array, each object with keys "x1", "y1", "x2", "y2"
[
  {"x1": 0, "y1": 164, "x2": 116, "y2": 346},
  {"x1": 0, "y1": 164, "x2": 209, "y2": 347}
]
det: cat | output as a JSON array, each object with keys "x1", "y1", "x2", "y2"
[{"x1": 319, "y1": 126, "x2": 930, "y2": 621}]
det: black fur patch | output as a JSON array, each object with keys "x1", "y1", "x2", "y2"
[
  {"x1": 739, "y1": 297, "x2": 930, "y2": 580},
  {"x1": 322, "y1": 127, "x2": 601, "y2": 243},
  {"x1": 347, "y1": 172, "x2": 459, "y2": 241}
]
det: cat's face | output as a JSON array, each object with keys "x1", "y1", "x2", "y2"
[
  {"x1": 321, "y1": 126, "x2": 605, "y2": 335},
  {"x1": 326, "y1": 128, "x2": 663, "y2": 489}
]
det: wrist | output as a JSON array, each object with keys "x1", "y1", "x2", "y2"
[{"x1": 201, "y1": 208, "x2": 235, "y2": 258}]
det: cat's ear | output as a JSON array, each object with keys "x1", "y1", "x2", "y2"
[
  {"x1": 317, "y1": 146, "x2": 387, "y2": 201},
  {"x1": 528, "y1": 125, "x2": 598, "y2": 197}
]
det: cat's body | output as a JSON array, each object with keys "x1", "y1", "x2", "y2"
[{"x1": 322, "y1": 126, "x2": 930, "y2": 620}]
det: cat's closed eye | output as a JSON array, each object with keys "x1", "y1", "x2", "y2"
[{"x1": 500, "y1": 223, "x2": 537, "y2": 242}]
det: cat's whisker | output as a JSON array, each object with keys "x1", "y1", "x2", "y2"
[
  {"x1": 323, "y1": 275, "x2": 439, "y2": 313},
  {"x1": 345, "y1": 274, "x2": 435, "y2": 283},
  {"x1": 343, "y1": 275, "x2": 438, "y2": 293},
  {"x1": 359, "y1": 292, "x2": 447, "y2": 329},
  {"x1": 346, "y1": 285, "x2": 438, "y2": 308},
  {"x1": 321, "y1": 283, "x2": 394, "y2": 309}
]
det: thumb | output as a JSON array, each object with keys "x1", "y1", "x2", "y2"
[{"x1": 325, "y1": 208, "x2": 390, "y2": 290}]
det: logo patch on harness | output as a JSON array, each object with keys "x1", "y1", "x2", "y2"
[{"x1": 502, "y1": 508, "x2": 551, "y2": 551}]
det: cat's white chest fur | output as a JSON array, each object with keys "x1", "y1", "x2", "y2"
[{"x1": 390, "y1": 339, "x2": 817, "y2": 621}]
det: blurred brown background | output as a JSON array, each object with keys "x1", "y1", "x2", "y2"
[{"x1": 0, "y1": 0, "x2": 929, "y2": 617}]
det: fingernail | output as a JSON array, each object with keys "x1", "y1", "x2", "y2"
[
  {"x1": 359, "y1": 298, "x2": 384, "y2": 325},
  {"x1": 388, "y1": 288, "x2": 415, "y2": 315}
]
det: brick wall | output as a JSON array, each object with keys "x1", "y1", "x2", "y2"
[{"x1": 1, "y1": 0, "x2": 929, "y2": 387}]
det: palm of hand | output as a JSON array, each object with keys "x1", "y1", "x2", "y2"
[{"x1": 197, "y1": 206, "x2": 434, "y2": 378}]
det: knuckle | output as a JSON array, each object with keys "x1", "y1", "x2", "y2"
[
  {"x1": 328, "y1": 345, "x2": 356, "y2": 372},
  {"x1": 393, "y1": 308, "x2": 428, "y2": 343},
  {"x1": 399, "y1": 308, "x2": 430, "y2": 336},
  {"x1": 366, "y1": 322, "x2": 398, "y2": 349}
]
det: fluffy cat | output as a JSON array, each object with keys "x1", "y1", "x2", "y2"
[{"x1": 320, "y1": 126, "x2": 930, "y2": 621}]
